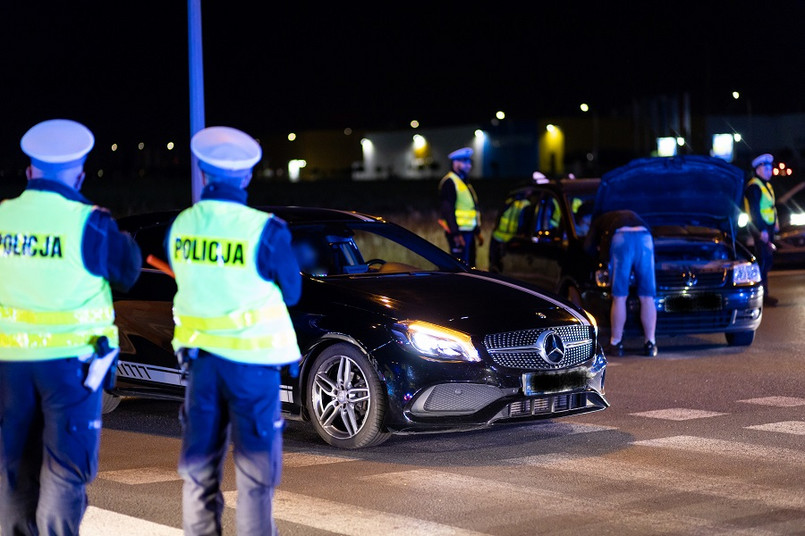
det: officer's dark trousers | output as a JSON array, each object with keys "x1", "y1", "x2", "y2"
[
  {"x1": 445, "y1": 231, "x2": 477, "y2": 267},
  {"x1": 179, "y1": 351, "x2": 283, "y2": 536},
  {"x1": 754, "y1": 238, "x2": 775, "y2": 297},
  {"x1": 0, "y1": 358, "x2": 102, "y2": 536}
]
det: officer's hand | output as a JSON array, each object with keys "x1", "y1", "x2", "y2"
[
  {"x1": 455, "y1": 234, "x2": 466, "y2": 248},
  {"x1": 287, "y1": 361, "x2": 300, "y2": 378},
  {"x1": 477, "y1": 233, "x2": 485, "y2": 246}
]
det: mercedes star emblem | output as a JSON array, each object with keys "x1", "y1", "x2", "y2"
[{"x1": 536, "y1": 330, "x2": 566, "y2": 364}]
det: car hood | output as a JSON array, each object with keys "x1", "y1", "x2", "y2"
[
  {"x1": 594, "y1": 155, "x2": 745, "y2": 228},
  {"x1": 306, "y1": 271, "x2": 591, "y2": 335}
]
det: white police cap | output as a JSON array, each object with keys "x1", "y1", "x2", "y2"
[
  {"x1": 21, "y1": 119, "x2": 94, "y2": 171},
  {"x1": 448, "y1": 147, "x2": 473, "y2": 161},
  {"x1": 191, "y1": 126, "x2": 262, "y2": 178},
  {"x1": 752, "y1": 153, "x2": 773, "y2": 168}
]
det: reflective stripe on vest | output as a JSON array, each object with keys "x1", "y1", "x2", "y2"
[
  {"x1": 492, "y1": 199, "x2": 530, "y2": 242},
  {"x1": 440, "y1": 173, "x2": 480, "y2": 231},
  {"x1": 0, "y1": 189, "x2": 118, "y2": 361},
  {"x1": 169, "y1": 200, "x2": 300, "y2": 365},
  {"x1": 743, "y1": 177, "x2": 777, "y2": 226}
]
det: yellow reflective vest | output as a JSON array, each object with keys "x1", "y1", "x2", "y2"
[
  {"x1": 492, "y1": 198, "x2": 531, "y2": 242},
  {"x1": 0, "y1": 190, "x2": 118, "y2": 361},
  {"x1": 743, "y1": 177, "x2": 777, "y2": 226},
  {"x1": 169, "y1": 200, "x2": 300, "y2": 365},
  {"x1": 439, "y1": 172, "x2": 480, "y2": 232}
]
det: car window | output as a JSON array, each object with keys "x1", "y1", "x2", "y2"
[
  {"x1": 291, "y1": 223, "x2": 459, "y2": 277},
  {"x1": 533, "y1": 193, "x2": 564, "y2": 234}
]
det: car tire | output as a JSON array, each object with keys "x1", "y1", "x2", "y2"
[
  {"x1": 306, "y1": 343, "x2": 391, "y2": 449},
  {"x1": 101, "y1": 390, "x2": 122, "y2": 414},
  {"x1": 725, "y1": 330, "x2": 755, "y2": 346}
]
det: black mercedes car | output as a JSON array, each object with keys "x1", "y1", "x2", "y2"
[
  {"x1": 493, "y1": 155, "x2": 764, "y2": 346},
  {"x1": 107, "y1": 207, "x2": 608, "y2": 449}
]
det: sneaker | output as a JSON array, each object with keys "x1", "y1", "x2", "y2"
[
  {"x1": 644, "y1": 341, "x2": 658, "y2": 357},
  {"x1": 606, "y1": 341, "x2": 624, "y2": 357}
]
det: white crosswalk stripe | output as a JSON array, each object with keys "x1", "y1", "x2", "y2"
[
  {"x1": 633, "y1": 435, "x2": 805, "y2": 465},
  {"x1": 81, "y1": 506, "x2": 182, "y2": 535},
  {"x1": 739, "y1": 396, "x2": 805, "y2": 407},
  {"x1": 223, "y1": 489, "x2": 493, "y2": 536},
  {"x1": 745, "y1": 420, "x2": 805, "y2": 435},
  {"x1": 630, "y1": 408, "x2": 727, "y2": 420}
]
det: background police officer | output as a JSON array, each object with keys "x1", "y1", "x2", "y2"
[
  {"x1": 744, "y1": 153, "x2": 779, "y2": 306},
  {"x1": 167, "y1": 126, "x2": 301, "y2": 535},
  {"x1": 438, "y1": 147, "x2": 483, "y2": 266},
  {"x1": 0, "y1": 119, "x2": 141, "y2": 535}
]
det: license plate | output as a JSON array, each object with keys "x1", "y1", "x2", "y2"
[
  {"x1": 664, "y1": 293, "x2": 722, "y2": 313},
  {"x1": 522, "y1": 369, "x2": 589, "y2": 396}
]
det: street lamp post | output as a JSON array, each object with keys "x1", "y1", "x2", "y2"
[{"x1": 188, "y1": 0, "x2": 205, "y2": 204}]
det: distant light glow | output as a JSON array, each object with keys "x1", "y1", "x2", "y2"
[
  {"x1": 111, "y1": 143, "x2": 118, "y2": 152},
  {"x1": 495, "y1": 111, "x2": 505, "y2": 120},
  {"x1": 167, "y1": 142, "x2": 175, "y2": 150},
  {"x1": 288, "y1": 159, "x2": 306, "y2": 182},
  {"x1": 412, "y1": 134, "x2": 426, "y2": 150},
  {"x1": 97, "y1": 169, "x2": 104, "y2": 178},
  {"x1": 344, "y1": 128, "x2": 352, "y2": 135},
  {"x1": 410, "y1": 120, "x2": 419, "y2": 128},
  {"x1": 474, "y1": 129, "x2": 485, "y2": 138},
  {"x1": 733, "y1": 133, "x2": 742, "y2": 142},
  {"x1": 657, "y1": 137, "x2": 677, "y2": 156},
  {"x1": 287, "y1": 132, "x2": 296, "y2": 141},
  {"x1": 711, "y1": 133, "x2": 734, "y2": 161},
  {"x1": 546, "y1": 124, "x2": 557, "y2": 133},
  {"x1": 732, "y1": 91, "x2": 740, "y2": 100},
  {"x1": 580, "y1": 103, "x2": 589, "y2": 112},
  {"x1": 790, "y1": 213, "x2": 805, "y2": 226},
  {"x1": 360, "y1": 138, "x2": 372, "y2": 149},
  {"x1": 737, "y1": 212, "x2": 749, "y2": 227},
  {"x1": 137, "y1": 142, "x2": 145, "y2": 150}
]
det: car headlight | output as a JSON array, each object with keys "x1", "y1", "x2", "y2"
[
  {"x1": 790, "y1": 212, "x2": 805, "y2": 226},
  {"x1": 395, "y1": 320, "x2": 480, "y2": 362},
  {"x1": 733, "y1": 262, "x2": 761, "y2": 285}
]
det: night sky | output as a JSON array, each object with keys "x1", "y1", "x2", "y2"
[{"x1": 1, "y1": 1, "x2": 804, "y2": 152}]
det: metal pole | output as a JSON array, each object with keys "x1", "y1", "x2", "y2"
[{"x1": 188, "y1": 0, "x2": 205, "y2": 204}]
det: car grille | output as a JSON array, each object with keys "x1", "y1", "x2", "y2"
[
  {"x1": 508, "y1": 393, "x2": 589, "y2": 417},
  {"x1": 483, "y1": 325, "x2": 594, "y2": 370},
  {"x1": 655, "y1": 310, "x2": 734, "y2": 331},
  {"x1": 656, "y1": 269, "x2": 727, "y2": 289}
]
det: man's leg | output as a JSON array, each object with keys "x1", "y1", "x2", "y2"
[
  {"x1": 224, "y1": 362, "x2": 282, "y2": 536},
  {"x1": 36, "y1": 358, "x2": 103, "y2": 536},
  {"x1": 0, "y1": 362, "x2": 42, "y2": 536},
  {"x1": 179, "y1": 353, "x2": 229, "y2": 536},
  {"x1": 610, "y1": 296, "x2": 627, "y2": 345}
]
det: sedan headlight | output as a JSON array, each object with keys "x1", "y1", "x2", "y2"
[
  {"x1": 395, "y1": 320, "x2": 480, "y2": 362},
  {"x1": 733, "y1": 262, "x2": 762, "y2": 285}
]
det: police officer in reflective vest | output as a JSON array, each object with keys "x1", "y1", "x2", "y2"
[
  {"x1": 0, "y1": 119, "x2": 142, "y2": 535},
  {"x1": 489, "y1": 195, "x2": 531, "y2": 272},
  {"x1": 743, "y1": 153, "x2": 779, "y2": 306},
  {"x1": 168, "y1": 126, "x2": 302, "y2": 535},
  {"x1": 438, "y1": 147, "x2": 483, "y2": 266}
]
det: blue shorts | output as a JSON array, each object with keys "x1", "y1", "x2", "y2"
[{"x1": 610, "y1": 229, "x2": 656, "y2": 297}]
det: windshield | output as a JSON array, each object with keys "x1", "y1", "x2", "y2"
[{"x1": 290, "y1": 221, "x2": 466, "y2": 277}]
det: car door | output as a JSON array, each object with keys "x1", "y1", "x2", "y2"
[{"x1": 525, "y1": 191, "x2": 566, "y2": 290}]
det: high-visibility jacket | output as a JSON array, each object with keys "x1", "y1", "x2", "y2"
[
  {"x1": 0, "y1": 190, "x2": 118, "y2": 361},
  {"x1": 743, "y1": 177, "x2": 777, "y2": 226},
  {"x1": 439, "y1": 172, "x2": 480, "y2": 232},
  {"x1": 492, "y1": 198, "x2": 531, "y2": 242},
  {"x1": 169, "y1": 200, "x2": 300, "y2": 365}
]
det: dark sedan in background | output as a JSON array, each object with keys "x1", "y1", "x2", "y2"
[
  {"x1": 108, "y1": 207, "x2": 608, "y2": 448},
  {"x1": 492, "y1": 155, "x2": 764, "y2": 346}
]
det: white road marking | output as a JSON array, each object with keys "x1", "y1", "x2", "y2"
[
  {"x1": 506, "y1": 452, "x2": 805, "y2": 510},
  {"x1": 738, "y1": 396, "x2": 805, "y2": 407},
  {"x1": 81, "y1": 506, "x2": 182, "y2": 535},
  {"x1": 282, "y1": 451, "x2": 357, "y2": 467},
  {"x1": 98, "y1": 467, "x2": 180, "y2": 485},
  {"x1": 359, "y1": 469, "x2": 777, "y2": 535},
  {"x1": 745, "y1": 421, "x2": 805, "y2": 435},
  {"x1": 223, "y1": 489, "x2": 492, "y2": 536},
  {"x1": 633, "y1": 435, "x2": 805, "y2": 465},
  {"x1": 630, "y1": 408, "x2": 727, "y2": 420}
]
